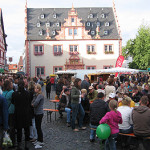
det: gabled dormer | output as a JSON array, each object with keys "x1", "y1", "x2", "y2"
[
  {"x1": 88, "y1": 8, "x2": 93, "y2": 19},
  {"x1": 37, "y1": 19, "x2": 41, "y2": 27}
]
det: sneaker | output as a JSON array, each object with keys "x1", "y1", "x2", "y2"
[
  {"x1": 34, "y1": 141, "x2": 44, "y2": 146},
  {"x1": 35, "y1": 144, "x2": 42, "y2": 149}
]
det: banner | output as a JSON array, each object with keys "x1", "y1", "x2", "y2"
[{"x1": 115, "y1": 55, "x2": 124, "y2": 77}]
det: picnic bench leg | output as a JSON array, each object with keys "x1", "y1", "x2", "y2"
[{"x1": 47, "y1": 111, "x2": 49, "y2": 123}]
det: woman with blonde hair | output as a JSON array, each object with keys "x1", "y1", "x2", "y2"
[{"x1": 32, "y1": 84, "x2": 44, "y2": 149}]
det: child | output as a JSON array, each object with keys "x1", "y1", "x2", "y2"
[{"x1": 100, "y1": 100, "x2": 122, "y2": 150}]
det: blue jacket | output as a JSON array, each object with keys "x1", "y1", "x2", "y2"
[
  {"x1": 0, "y1": 94, "x2": 8, "y2": 130},
  {"x1": 2, "y1": 90, "x2": 14, "y2": 114}
]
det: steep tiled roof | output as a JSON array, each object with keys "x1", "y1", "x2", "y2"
[
  {"x1": 18, "y1": 56, "x2": 23, "y2": 66},
  {"x1": 27, "y1": 7, "x2": 120, "y2": 40}
]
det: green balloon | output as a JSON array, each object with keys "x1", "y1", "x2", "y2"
[{"x1": 96, "y1": 124, "x2": 111, "y2": 140}]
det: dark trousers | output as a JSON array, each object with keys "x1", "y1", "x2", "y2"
[
  {"x1": 46, "y1": 91, "x2": 51, "y2": 99},
  {"x1": 35, "y1": 114, "x2": 43, "y2": 142},
  {"x1": 8, "y1": 114, "x2": 16, "y2": 146},
  {"x1": 17, "y1": 127, "x2": 30, "y2": 143},
  {"x1": 0, "y1": 126, "x2": 3, "y2": 149}
]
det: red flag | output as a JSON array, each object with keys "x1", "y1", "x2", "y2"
[{"x1": 115, "y1": 55, "x2": 124, "y2": 77}]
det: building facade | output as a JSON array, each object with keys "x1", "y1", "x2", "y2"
[
  {"x1": 9, "y1": 64, "x2": 18, "y2": 73},
  {"x1": 25, "y1": 2, "x2": 122, "y2": 78},
  {"x1": 0, "y1": 9, "x2": 7, "y2": 70}
]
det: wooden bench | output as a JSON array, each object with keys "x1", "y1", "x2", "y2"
[{"x1": 43, "y1": 109, "x2": 59, "y2": 122}]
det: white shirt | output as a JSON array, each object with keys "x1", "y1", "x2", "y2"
[{"x1": 117, "y1": 106, "x2": 133, "y2": 130}]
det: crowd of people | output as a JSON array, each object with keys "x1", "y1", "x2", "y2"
[{"x1": 0, "y1": 73, "x2": 150, "y2": 150}]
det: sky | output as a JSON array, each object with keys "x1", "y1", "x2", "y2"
[{"x1": 1, "y1": 0, "x2": 150, "y2": 64}]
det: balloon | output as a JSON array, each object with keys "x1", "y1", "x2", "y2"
[{"x1": 96, "y1": 124, "x2": 111, "y2": 140}]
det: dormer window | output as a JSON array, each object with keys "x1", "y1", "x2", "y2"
[
  {"x1": 101, "y1": 14, "x2": 105, "y2": 18},
  {"x1": 89, "y1": 14, "x2": 93, "y2": 18},
  {"x1": 104, "y1": 30, "x2": 108, "y2": 35},
  {"x1": 41, "y1": 14, "x2": 45, "y2": 19},
  {"x1": 91, "y1": 31, "x2": 95, "y2": 35},
  {"x1": 46, "y1": 22, "x2": 50, "y2": 27},
  {"x1": 53, "y1": 14, "x2": 57, "y2": 18},
  {"x1": 39, "y1": 30, "x2": 43, "y2": 35},
  {"x1": 87, "y1": 22, "x2": 90, "y2": 26},
  {"x1": 97, "y1": 22, "x2": 100, "y2": 26},
  {"x1": 37, "y1": 23, "x2": 40, "y2": 27},
  {"x1": 52, "y1": 31, "x2": 56, "y2": 35},
  {"x1": 105, "y1": 22, "x2": 110, "y2": 26},
  {"x1": 56, "y1": 22, "x2": 60, "y2": 27}
]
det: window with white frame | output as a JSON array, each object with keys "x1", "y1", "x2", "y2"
[
  {"x1": 97, "y1": 22, "x2": 100, "y2": 26},
  {"x1": 74, "y1": 29, "x2": 77, "y2": 35},
  {"x1": 101, "y1": 14, "x2": 105, "y2": 18},
  {"x1": 69, "y1": 45, "x2": 78, "y2": 53},
  {"x1": 91, "y1": 31, "x2": 95, "y2": 35},
  {"x1": 87, "y1": 45, "x2": 96, "y2": 54},
  {"x1": 36, "y1": 67, "x2": 45, "y2": 76},
  {"x1": 54, "y1": 66, "x2": 63, "y2": 73},
  {"x1": 52, "y1": 31, "x2": 56, "y2": 35},
  {"x1": 56, "y1": 23, "x2": 60, "y2": 27},
  {"x1": 89, "y1": 14, "x2": 93, "y2": 18},
  {"x1": 37, "y1": 23, "x2": 40, "y2": 27},
  {"x1": 86, "y1": 66, "x2": 96, "y2": 70},
  {"x1": 69, "y1": 29, "x2": 72, "y2": 35},
  {"x1": 104, "y1": 45, "x2": 113, "y2": 53},
  {"x1": 41, "y1": 14, "x2": 44, "y2": 19},
  {"x1": 53, "y1": 14, "x2": 57, "y2": 18},
  {"x1": 104, "y1": 30, "x2": 108, "y2": 35},
  {"x1": 103, "y1": 66, "x2": 113, "y2": 69},
  {"x1": 71, "y1": 18, "x2": 74, "y2": 22},
  {"x1": 54, "y1": 45, "x2": 62, "y2": 53},
  {"x1": 39, "y1": 30, "x2": 43, "y2": 35},
  {"x1": 46, "y1": 22, "x2": 50, "y2": 27},
  {"x1": 34, "y1": 45, "x2": 44, "y2": 55},
  {"x1": 105, "y1": 22, "x2": 109, "y2": 26}
]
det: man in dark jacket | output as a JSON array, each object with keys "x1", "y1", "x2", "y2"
[
  {"x1": 131, "y1": 86, "x2": 143, "y2": 103},
  {"x1": 0, "y1": 95, "x2": 8, "y2": 148},
  {"x1": 89, "y1": 92, "x2": 109, "y2": 142},
  {"x1": 132, "y1": 96, "x2": 150, "y2": 149},
  {"x1": 81, "y1": 76, "x2": 90, "y2": 93}
]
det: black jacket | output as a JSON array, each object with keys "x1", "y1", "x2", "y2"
[
  {"x1": 59, "y1": 94, "x2": 71, "y2": 110},
  {"x1": 131, "y1": 92, "x2": 143, "y2": 103},
  {"x1": 90, "y1": 99, "x2": 110, "y2": 126}
]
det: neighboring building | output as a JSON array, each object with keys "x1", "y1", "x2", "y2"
[
  {"x1": 25, "y1": 2, "x2": 122, "y2": 78},
  {"x1": 18, "y1": 56, "x2": 23, "y2": 71},
  {"x1": 0, "y1": 9, "x2": 7, "y2": 70},
  {"x1": 9, "y1": 64, "x2": 18, "y2": 73}
]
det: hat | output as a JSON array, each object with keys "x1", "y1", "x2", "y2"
[
  {"x1": 109, "y1": 93, "x2": 116, "y2": 98},
  {"x1": 64, "y1": 88, "x2": 69, "y2": 93},
  {"x1": 89, "y1": 86, "x2": 94, "y2": 90}
]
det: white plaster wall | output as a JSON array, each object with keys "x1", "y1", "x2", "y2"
[{"x1": 29, "y1": 40, "x2": 120, "y2": 77}]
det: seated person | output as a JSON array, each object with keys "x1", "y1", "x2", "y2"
[
  {"x1": 117, "y1": 97, "x2": 133, "y2": 134},
  {"x1": 87, "y1": 86, "x2": 98, "y2": 102},
  {"x1": 131, "y1": 86, "x2": 143, "y2": 103},
  {"x1": 58, "y1": 88, "x2": 71, "y2": 127},
  {"x1": 132, "y1": 96, "x2": 150, "y2": 149},
  {"x1": 118, "y1": 93, "x2": 135, "y2": 108},
  {"x1": 141, "y1": 84, "x2": 149, "y2": 95},
  {"x1": 90, "y1": 92, "x2": 109, "y2": 142}
]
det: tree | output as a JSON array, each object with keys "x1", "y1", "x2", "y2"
[{"x1": 123, "y1": 25, "x2": 150, "y2": 70}]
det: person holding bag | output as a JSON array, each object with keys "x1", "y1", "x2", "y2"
[{"x1": 32, "y1": 84, "x2": 44, "y2": 149}]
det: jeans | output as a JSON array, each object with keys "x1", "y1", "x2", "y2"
[
  {"x1": 90, "y1": 124, "x2": 97, "y2": 140},
  {"x1": 71, "y1": 103, "x2": 85, "y2": 129},
  {"x1": 35, "y1": 114, "x2": 43, "y2": 142},
  {"x1": 65, "y1": 108, "x2": 71, "y2": 123},
  {"x1": 30, "y1": 118, "x2": 37, "y2": 139},
  {"x1": 105, "y1": 133, "x2": 118, "y2": 150},
  {"x1": 119, "y1": 125, "x2": 133, "y2": 134}
]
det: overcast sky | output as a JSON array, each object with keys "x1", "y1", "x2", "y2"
[{"x1": 1, "y1": 0, "x2": 150, "y2": 64}]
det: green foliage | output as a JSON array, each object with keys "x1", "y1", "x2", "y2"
[{"x1": 123, "y1": 25, "x2": 150, "y2": 70}]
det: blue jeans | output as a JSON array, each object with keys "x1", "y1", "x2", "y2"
[
  {"x1": 71, "y1": 103, "x2": 85, "y2": 129},
  {"x1": 90, "y1": 124, "x2": 97, "y2": 140},
  {"x1": 65, "y1": 108, "x2": 71, "y2": 123},
  {"x1": 119, "y1": 125, "x2": 133, "y2": 134},
  {"x1": 105, "y1": 133, "x2": 118, "y2": 150},
  {"x1": 30, "y1": 118, "x2": 37, "y2": 139}
]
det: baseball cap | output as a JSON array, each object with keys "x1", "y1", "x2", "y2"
[{"x1": 109, "y1": 93, "x2": 116, "y2": 98}]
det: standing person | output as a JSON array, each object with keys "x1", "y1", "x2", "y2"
[
  {"x1": 100, "y1": 100, "x2": 122, "y2": 150},
  {"x1": 71, "y1": 78, "x2": 86, "y2": 131},
  {"x1": 32, "y1": 84, "x2": 44, "y2": 149},
  {"x1": 56, "y1": 78, "x2": 64, "y2": 99},
  {"x1": 13, "y1": 77, "x2": 19, "y2": 92},
  {"x1": 2, "y1": 80, "x2": 15, "y2": 147},
  {"x1": 81, "y1": 76, "x2": 90, "y2": 93},
  {"x1": 12, "y1": 80, "x2": 31, "y2": 150},
  {"x1": 38, "y1": 78, "x2": 44, "y2": 92},
  {"x1": 105, "y1": 78, "x2": 116, "y2": 101},
  {"x1": 50, "y1": 76, "x2": 55, "y2": 91},
  {"x1": 90, "y1": 92, "x2": 109, "y2": 142},
  {"x1": 46, "y1": 78, "x2": 51, "y2": 99},
  {"x1": 0, "y1": 95, "x2": 8, "y2": 149},
  {"x1": 132, "y1": 96, "x2": 150, "y2": 149},
  {"x1": 0, "y1": 78, "x2": 3, "y2": 95},
  {"x1": 28, "y1": 81, "x2": 37, "y2": 142}
]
